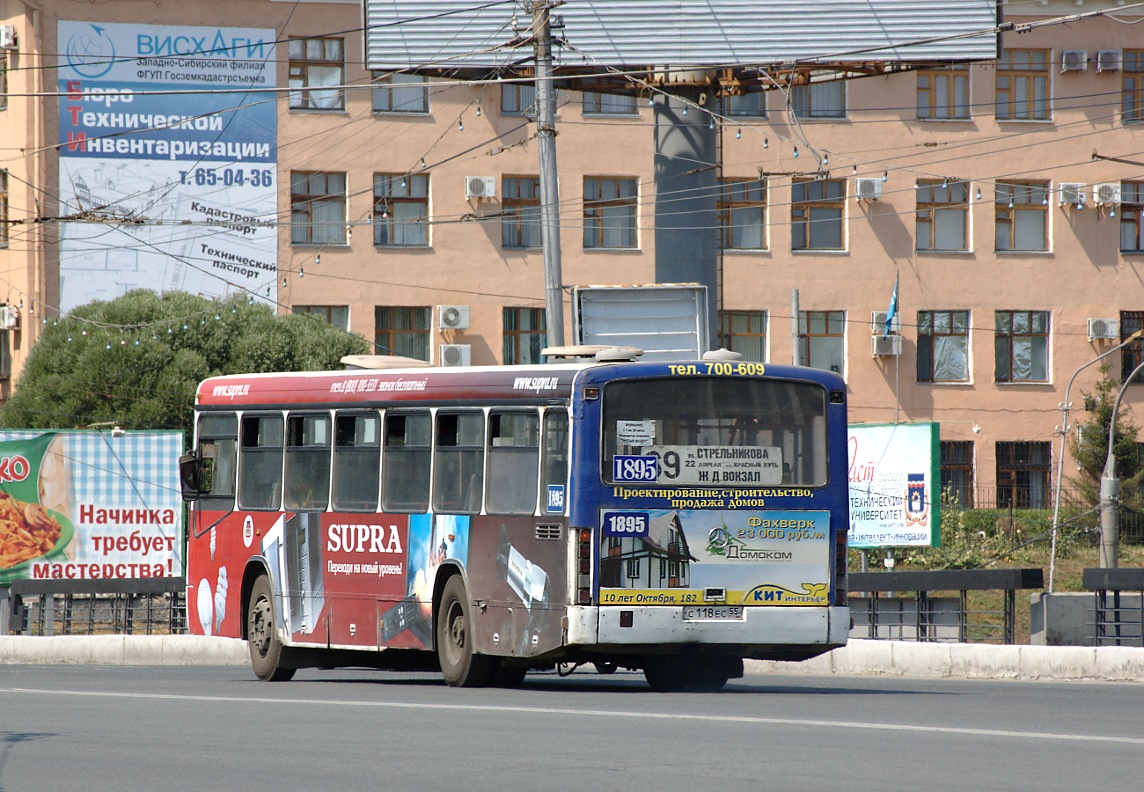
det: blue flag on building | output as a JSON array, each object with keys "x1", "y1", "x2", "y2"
[{"x1": 884, "y1": 276, "x2": 899, "y2": 338}]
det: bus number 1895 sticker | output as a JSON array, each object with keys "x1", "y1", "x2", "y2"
[
  {"x1": 602, "y1": 511, "x2": 650, "y2": 537},
  {"x1": 613, "y1": 455, "x2": 658, "y2": 483}
]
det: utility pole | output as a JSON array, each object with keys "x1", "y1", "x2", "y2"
[
  {"x1": 531, "y1": 1, "x2": 564, "y2": 346},
  {"x1": 1100, "y1": 358, "x2": 1144, "y2": 568}
]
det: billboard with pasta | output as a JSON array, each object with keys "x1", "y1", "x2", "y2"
[{"x1": 0, "y1": 430, "x2": 183, "y2": 583}]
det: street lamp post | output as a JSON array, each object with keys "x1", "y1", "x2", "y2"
[{"x1": 1048, "y1": 330, "x2": 1144, "y2": 590}]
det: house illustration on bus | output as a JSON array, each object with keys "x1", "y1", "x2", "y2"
[{"x1": 600, "y1": 511, "x2": 696, "y2": 589}]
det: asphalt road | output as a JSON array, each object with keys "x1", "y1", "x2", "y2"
[{"x1": 2, "y1": 665, "x2": 1143, "y2": 792}]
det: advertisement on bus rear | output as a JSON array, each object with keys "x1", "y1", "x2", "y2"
[
  {"x1": 0, "y1": 431, "x2": 183, "y2": 583},
  {"x1": 597, "y1": 509, "x2": 831, "y2": 607}
]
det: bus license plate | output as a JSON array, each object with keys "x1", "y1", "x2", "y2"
[{"x1": 682, "y1": 605, "x2": 743, "y2": 621}]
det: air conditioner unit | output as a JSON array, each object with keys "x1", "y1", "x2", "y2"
[
  {"x1": 871, "y1": 335, "x2": 902, "y2": 357},
  {"x1": 854, "y1": 177, "x2": 882, "y2": 201},
  {"x1": 464, "y1": 176, "x2": 496, "y2": 200},
  {"x1": 0, "y1": 306, "x2": 19, "y2": 330},
  {"x1": 1097, "y1": 49, "x2": 1122, "y2": 73},
  {"x1": 1088, "y1": 317, "x2": 1120, "y2": 341},
  {"x1": 1058, "y1": 183, "x2": 1087, "y2": 207},
  {"x1": 1094, "y1": 182, "x2": 1121, "y2": 206},
  {"x1": 437, "y1": 304, "x2": 470, "y2": 331},
  {"x1": 1061, "y1": 49, "x2": 1087, "y2": 72},
  {"x1": 0, "y1": 25, "x2": 16, "y2": 50},
  {"x1": 439, "y1": 343, "x2": 472, "y2": 367},
  {"x1": 870, "y1": 310, "x2": 901, "y2": 335}
]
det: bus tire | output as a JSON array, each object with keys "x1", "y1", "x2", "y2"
[
  {"x1": 436, "y1": 576, "x2": 495, "y2": 687},
  {"x1": 644, "y1": 656, "x2": 729, "y2": 692},
  {"x1": 247, "y1": 575, "x2": 296, "y2": 682}
]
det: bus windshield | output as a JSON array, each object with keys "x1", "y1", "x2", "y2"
[{"x1": 602, "y1": 377, "x2": 828, "y2": 487}]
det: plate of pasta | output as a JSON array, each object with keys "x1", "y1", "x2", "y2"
[{"x1": 0, "y1": 492, "x2": 73, "y2": 581}]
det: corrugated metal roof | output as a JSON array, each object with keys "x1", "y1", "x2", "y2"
[{"x1": 364, "y1": 1, "x2": 998, "y2": 72}]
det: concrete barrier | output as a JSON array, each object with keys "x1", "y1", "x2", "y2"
[
  {"x1": 2, "y1": 635, "x2": 1144, "y2": 681},
  {"x1": 750, "y1": 640, "x2": 1144, "y2": 682}
]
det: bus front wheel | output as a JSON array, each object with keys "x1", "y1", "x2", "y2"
[
  {"x1": 247, "y1": 575, "x2": 296, "y2": 682},
  {"x1": 436, "y1": 576, "x2": 496, "y2": 687}
]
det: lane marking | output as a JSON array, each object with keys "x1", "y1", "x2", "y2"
[{"x1": 3, "y1": 686, "x2": 1143, "y2": 746}]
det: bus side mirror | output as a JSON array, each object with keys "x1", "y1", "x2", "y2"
[{"x1": 179, "y1": 452, "x2": 202, "y2": 502}]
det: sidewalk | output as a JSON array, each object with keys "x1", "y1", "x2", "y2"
[{"x1": 2, "y1": 635, "x2": 1144, "y2": 682}]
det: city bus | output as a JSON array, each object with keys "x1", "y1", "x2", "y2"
[{"x1": 180, "y1": 348, "x2": 851, "y2": 691}]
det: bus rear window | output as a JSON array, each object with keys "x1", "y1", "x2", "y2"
[{"x1": 602, "y1": 378, "x2": 828, "y2": 487}]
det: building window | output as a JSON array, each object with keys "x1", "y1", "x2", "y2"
[
  {"x1": 995, "y1": 310, "x2": 1049, "y2": 383},
  {"x1": 916, "y1": 180, "x2": 969, "y2": 252},
  {"x1": 719, "y1": 92, "x2": 765, "y2": 118},
  {"x1": 718, "y1": 310, "x2": 766, "y2": 362},
  {"x1": 1123, "y1": 50, "x2": 1144, "y2": 124},
  {"x1": 940, "y1": 441, "x2": 974, "y2": 507},
  {"x1": 288, "y1": 37, "x2": 344, "y2": 111},
  {"x1": 1120, "y1": 311, "x2": 1144, "y2": 384},
  {"x1": 290, "y1": 172, "x2": 346, "y2": 245},
  {"x1": 995, "y1": 49, "x2": 1049, "y2": 121},
  {"x1": 719, "y1": 178, "x2": 766, "y2": 250},
  {"x1": 373, "y1": 173, "x2": 429, "y2": 246},
  {"x1": 292, "y1": 305, "x2": 349, "y2": 331},
  {"x1": 0, "y1": 52, "x2": 7, "y2": 111},
  {"x1": 0, "y1": 170, "x2": 7, "y2": 247},
  {"x1": 995, "y1": 181, "x2": 1049, "y2": 252},
  {"x1": 0, "y1": 331, "x2": 10, "y2": 380},
  {"x1": 584, "y1": 92, "x2": 637, "y2": 115},
  {"x1": 1121, "y1": 182, "x2": 1144, "y2": 253},
  {"x1": 502, "y1": 176, "x2": 541, "y2": 249},
  {"x1": 791, "y1": 81, "x2": 845, "y2": 118},
  {"x1": 918, "y1": 310, "x2": 970, "y2": 383},
  {"x1": 917, "y1": 65, "x2": 970, "y2": 120},
  {"x1": 799, "y1": 310, "x2": 845, "y2": 375},
  {"x1": 375, "y1": 306, "x2": 430, "y2": 360},
  {"x1": 503, "y1": 307, "x2": 546, "y2": 365},
  {"x1": 583, "y1": 177, "x2": 637, "y2": 249},
  {"x1": 995, "y1": 441, "x2": 1051, "y2": 510},
  {"x1": 372, "y1": 72, "x2": 429, "y2": 114},
  {"x1": 791, "y1": 178, "x2": 844, "y2": 251},
  {"x1": 501, "y1": 82, "x2": 536, "y2": 116}
]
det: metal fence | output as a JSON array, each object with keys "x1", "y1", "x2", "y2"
[
  {"x1": 2, "y1": 578, "x2": 187, "y2": 637},
  {"x1": 948, "y1": 487, "x2": 1144, "y2": 544},
  {"x1": 1083, "y1": 568, "x2": 1144, "y2": 648},
  {"x1": 848, "y1": 569, "x2": 1045, "y2": 644}
]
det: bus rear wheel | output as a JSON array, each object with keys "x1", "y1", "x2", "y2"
[
  {"x1": 643, "y1": 656, "x2": 729, "y2": 692},
  {"x1": 436, "y1": 576, "x2": 496, "y2": 687},
  {"x1": 247, "y1": 575, "x2": 295, "y2": 682}
]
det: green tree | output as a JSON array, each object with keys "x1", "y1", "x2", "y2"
[
  {"x1": 1067, "y1": 364, "x2": 1144, "y2": 505},
  {"x1": 0, "y1": 290, "x2": 369, "y2": 436}
]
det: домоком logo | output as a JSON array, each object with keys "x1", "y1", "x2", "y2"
[{"x1": 66, "y1": 24, "x2": 116, "y2": 79}]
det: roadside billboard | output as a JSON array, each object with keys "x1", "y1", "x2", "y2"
[
  {"x1": 57, "y1": 21, "x2": 278, "y2": 311},
  {"x1": 848, "y1": 423, "x2": 940, "y2": 549},
  {"x1": 0, "y1": 431, "x2": 183, "y2": 583}
]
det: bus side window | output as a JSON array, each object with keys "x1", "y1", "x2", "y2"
[
  {"x1": 433, "y1": 412, "x2": 484, "y2": 515},
  {"x1": 238, "y1": 414, "x2": 284, "y2": 511},
  {"x1": 542, "y1": 410, "x2": 569, "y2": 509},
  {"x1": 197, "y1": 413, "x2": 237, "y2": 508},
  {"x1": 382, "y1": 412, "x2": 430, "y2": 513},
  {"x1": 485, "y1": 411, "x2": 539, "y2": 515},
  {"x1": 332, "y1": 412, "x2": 380, "y2": 512},
  {"x1": 284, "y1": 413, "x2": 331, "y2": 511}
]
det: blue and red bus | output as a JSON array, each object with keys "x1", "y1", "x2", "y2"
[{"x1": 181, "y1": 349, "x2": 850, "y2": 690}]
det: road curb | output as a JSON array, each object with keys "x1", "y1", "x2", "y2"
[
  {"x1": 748, "y1": 640, "x2": 1144, "y2": 682},
  {"x1": 0, "y1": 635, "x2": 248, "y2": 666},
  {"x1": 3, "y1": 636, "x2": 1144, "y2": 681}
]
